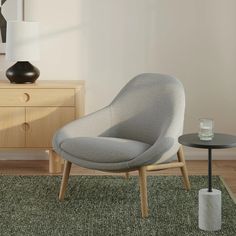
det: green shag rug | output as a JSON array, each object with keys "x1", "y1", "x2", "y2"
[{"x1": 0, "y1": 176, "x2": 235, "y2": 236}]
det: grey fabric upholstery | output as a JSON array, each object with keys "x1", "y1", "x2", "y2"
[
  {"x1": 61, "y1": 137, "x2": 150, "y2": 163},
  {"x1": 53, "y1": 73, "x2": 185, "y2": 171}
]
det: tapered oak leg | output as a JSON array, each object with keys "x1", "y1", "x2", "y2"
[
  {"x1": 59, "y1": 160, "x2": 72, "y2": 201},
  {"x1": 177, "y1": 146, "x2": 191, "y2": 190},
  {"x1": 138, "y1": 166, "x2": 148, "y2": 218},
  {"x1": 125, "y1": 172, "x2": 130, "y2": 179}
]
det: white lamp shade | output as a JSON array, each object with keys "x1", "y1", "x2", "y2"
[{"x1": 6, "y1": 21, "x2": 40, "y2": 61}]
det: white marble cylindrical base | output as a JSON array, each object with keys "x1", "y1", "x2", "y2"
[{"x1": 199, "y1": 188, "x2": 221, "y2": 231}]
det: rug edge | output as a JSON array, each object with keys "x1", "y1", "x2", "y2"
[{"x1": 219, "y1": 176, "x2": 236, "y2": 204}]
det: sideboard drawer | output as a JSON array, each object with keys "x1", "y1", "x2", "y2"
[
  {"x1": 0, "y1": 89, "x2": 75, "y2": 106},
  {"x1": 25, "y1": 107, "x2": 75, "y2": 147},
  {"x1": 0, "y1": 107, "x2": 25, "y2": 147}
]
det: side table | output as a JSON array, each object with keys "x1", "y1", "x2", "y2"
[{"x1": 178, "y1": 133, "x2": 236, "y2": 231}]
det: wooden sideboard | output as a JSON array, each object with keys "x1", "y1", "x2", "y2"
[{"x1": 0, "y1": 80, "x2": 85, "y2": 173}]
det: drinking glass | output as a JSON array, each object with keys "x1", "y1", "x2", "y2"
[{"x1": 198, "y1": 118, "x2": 214, "y2": 141}]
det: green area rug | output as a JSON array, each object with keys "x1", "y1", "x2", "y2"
[{"x1": 0, "y1": 176, "x2": 235, "y2": 236}]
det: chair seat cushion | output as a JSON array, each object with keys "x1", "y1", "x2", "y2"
[{"x1": 60, "y1": 137, "x2": 150, "y2": 164}]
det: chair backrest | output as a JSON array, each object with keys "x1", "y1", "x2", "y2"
[{"x1": 109, "y1": 73, "x2": 185, "y2": 145}]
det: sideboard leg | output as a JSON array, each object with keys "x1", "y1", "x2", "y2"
[{"x1": 49, "y1": 150, "x2": 62, "y2": 174}]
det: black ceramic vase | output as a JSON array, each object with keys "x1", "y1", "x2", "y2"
[{"x1": 6, "y1": 61, "x2": 40, "y2": 84}]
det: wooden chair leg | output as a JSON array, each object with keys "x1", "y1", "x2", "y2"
[
  {"x1": 125, "y1": 172, "x2": 130, "y2": 179},
  {"x1": 59, "y1": 160, "x2": 72, "y2": 201},
  {"x1": 177, "y1": 146, "x2": 191, "y2": 190},
  {"x1": 138, "y1": 166, "x2": 148, "y2": 218}
]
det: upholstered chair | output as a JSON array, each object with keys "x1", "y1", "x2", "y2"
[{"x1": 53, "y1": 73, "x2": 190, "y2": 218}]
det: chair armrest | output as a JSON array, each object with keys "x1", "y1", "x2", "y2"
[
  {"x1": 53, "y1": 106, "x2": 112, "y2": 149},
  {"x1": 127, "y1": 92, "x2": 185, "y2": 168},
  {"x1": 127, "y1": 129, "x2": 180, "y2": 169}
]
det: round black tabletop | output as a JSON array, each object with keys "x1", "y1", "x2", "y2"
[{"x1": 178, "y1": 133, "x2": 236, "y2": 149}]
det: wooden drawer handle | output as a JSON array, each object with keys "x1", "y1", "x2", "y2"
[
  {"x1": 22, "y1": 122, "x2": 30, "y2": 131},
  {"x1": 23, "y1": 93, "x2": 30, "y2": 102}
]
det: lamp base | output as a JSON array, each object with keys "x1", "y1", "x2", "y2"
[{"x1": 6, "y1": 61, "x2": 40, "y2": 84}]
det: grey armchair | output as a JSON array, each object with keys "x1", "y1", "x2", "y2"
[{"x1": 53, "y1": 73, "x2": 190, "y2": 218}]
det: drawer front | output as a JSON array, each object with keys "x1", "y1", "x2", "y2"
[
  {"x1": 0, "y1": 89, "x2": 75, "y2": 106},
  {"x1": 0, "y1": 107, "x2": 25, "y2": 147},
  {"x1": 26, "y1": 107, "x2": 75, "y2": 147}
]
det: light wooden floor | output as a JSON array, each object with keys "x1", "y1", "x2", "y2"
[{"x1": 0, "y1": 160, "x2": 235, "y2": 196}]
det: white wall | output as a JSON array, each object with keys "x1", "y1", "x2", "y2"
[{"x1": 0, "y1": 0, "x2": 236, "y2": 159}]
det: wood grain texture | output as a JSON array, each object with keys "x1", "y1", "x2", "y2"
[
  {"x1": 177, "y1": 146, "x2": 191, "y2": 190},
  {"x1": 59, "y1": 161, "x2": 72, "y2": 201},
  {"x1": 0, "y1": 80, "x2": 84, "y2": 88},
  {"x1": 0, "y1": 80, "x2": 85, "y2": 174},
  {"x1": 75, "y1": 87, "x2": 85, "y2": 118},
  {"x1": 0, "y1": 161, "x2": 235, "y2": 196},
  {"x1": 25, "y1": 107, "x2": 75, "y2": 147},
  {"x1": 147, "y1": 162, "x2": 184, "y2": 171},
  {"x1": 139, "y1": 166, "x2": 148, "y2": 218},
  {"x1": 0, "y1": 108, "x2": 25, "y2": 147},
  {"x1": 49, "y1": 150, "x2": 62, "y2": 173},
  {"x1": 0, "y1": 89, "x2": 75, "y2": 107}
]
